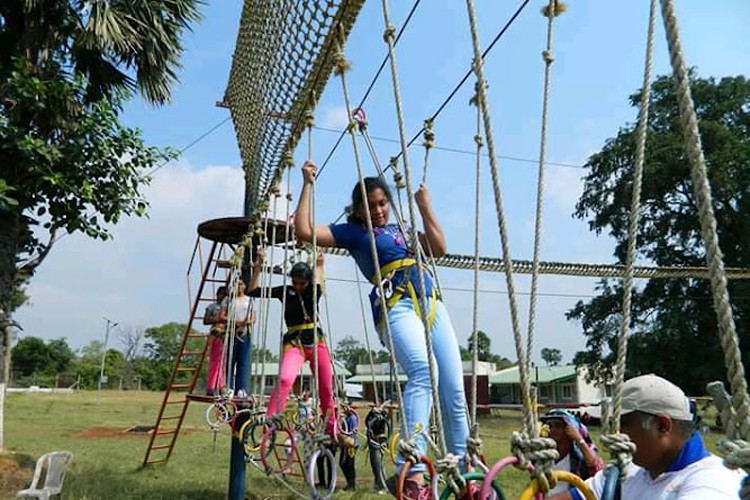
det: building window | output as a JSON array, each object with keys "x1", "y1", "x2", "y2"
[{"x1": 561, "y1": 384, "x2": 575, "y2": 400}]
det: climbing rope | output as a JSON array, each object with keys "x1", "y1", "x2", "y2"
[
  {"x1": 379, "y1": 0, "x2": 448, "y2": 457},
  {"x1": 604, "y1": 0, "x2": 657, "y2": 481},
  {"x1": 331, "y1": 30, "x2": 408, "y2": 446},
  {"x1": 659, "y1": 0, "x2": 750, "y2": 488}
]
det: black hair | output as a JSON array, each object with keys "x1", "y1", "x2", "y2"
[
  {"x1": 346, "y1": 176, "x2": 393, "y2": 224},
  {"x1": 217, "y1": 286, "x2": 228, "y2": 295},
  {"x1": 290, "y1": 262, "x2": 313, "y2": 282}
]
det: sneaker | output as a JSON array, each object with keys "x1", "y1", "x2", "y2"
[
  {"x1": 385, "y1": 474, "x2": 398, "y2": 496},
  {"x1": 402, "y1": 479, "x2": 431, "y2": 500},
  {"x1": 236, "y1": 389, "x2": 248, "y2": 399}
]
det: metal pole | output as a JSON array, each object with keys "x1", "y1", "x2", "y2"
[{"x1": 97, "y1": 317, "x2": 118, "y2": 405}]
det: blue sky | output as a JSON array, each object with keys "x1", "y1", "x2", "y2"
[{"x1": 15, "y1": 1, "x2": 750, "y2": 366}]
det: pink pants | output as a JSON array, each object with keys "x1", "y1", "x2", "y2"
[
  {"x1": 266, "y1": 342, "x2": 336, "y2": 434},
  {"x1": 206, "y1": 335, "x2": 225, "y2": 393}
]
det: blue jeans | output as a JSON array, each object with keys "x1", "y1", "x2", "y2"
[
  {"x1": 230, "y1": 332, "x2": 251, "y2": 393},
  {"x1": 384, "y1": 298, "x2": 469, "y2": 472}
]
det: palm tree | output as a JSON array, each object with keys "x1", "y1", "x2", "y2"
[{"x1": 0, "y1": 0, "x2": 202, "y2": 104}]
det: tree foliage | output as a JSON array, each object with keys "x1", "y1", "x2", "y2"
[
  {"x1": 460, "y1": 331, "x2": 514, "y2": 370},
  {"x1": 541, "y1": 347, "x2": 562, "y2": 367},
  {"x1": 569, "y1": 74, "x2": 750, "y2": 394},
  {"x1": 334, "y1": 336, "x2": 389, "y2": 375},
  {"x1": 0, "y1": 0, "x2": 201, "y2": 388}
]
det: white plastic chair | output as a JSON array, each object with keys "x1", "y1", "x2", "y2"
[{"x1": 16, "y1": 451, "x2": 74, "y2": 499}]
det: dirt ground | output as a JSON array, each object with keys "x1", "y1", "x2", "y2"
[
  {"x1": 0, "y1": 453, "x2": 34, "y2": 495},
  {"x1": 69, "y1": 425, "x2": 200, "y2": 439}
]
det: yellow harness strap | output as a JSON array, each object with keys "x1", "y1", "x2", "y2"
[
  {"x1": 287, "y1": 322, "x2": 315, "y2": 333},
  {"x1": 371, "y1": 258, "x2": 438, "y2": 330}
]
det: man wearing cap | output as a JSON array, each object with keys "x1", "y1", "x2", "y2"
[{"x1": 551, "y1": 374, "x2": 743, "y2": 500}]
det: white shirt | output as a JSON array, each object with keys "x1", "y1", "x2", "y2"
[
  {"x1": 579, "y1": 454, "x2": 743, "y2": 500},
  {"x1": 547, "y1": 454, "x2": 572, "y2": 496},
  {"x1": 232, "y1": 296, "x2": 253, "y2": 322}
]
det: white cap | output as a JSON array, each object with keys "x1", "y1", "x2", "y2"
[{"x1": 621, "y1": 374, "x2": 692, "y2": 421}]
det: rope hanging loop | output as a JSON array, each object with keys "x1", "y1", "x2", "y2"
[
  {"x1": 351, "y1": 107, "x2": 368, "y2": 132},
  {"x1": 511, "y1": 431, "x2": 559, "y2": 493}
]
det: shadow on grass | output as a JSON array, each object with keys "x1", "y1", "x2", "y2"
[{"x1": 66, "y1": 466, "x2": 226, "y2": 500}]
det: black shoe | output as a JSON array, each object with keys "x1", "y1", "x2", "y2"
[{"x1": 385, "y1": 474, "x2": 398, "y2": 496}]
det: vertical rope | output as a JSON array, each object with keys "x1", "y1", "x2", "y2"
[
  {"x1": 525, "y1": 1, "x2": 564, "y2": 438},
  {"x1": 380, "y1": 0, "x2": 448, "y2": 457},
  {"x1": 332, "y1": 36, "x2": 408, "y2": 441},
  {"x1": 660, "y1": 0, "x2": 750, "y2": 441},
  {"x1": 611, "y1": 0, "x2": 656, "y2": 434},
  {"x1": 463, "y1": 0, "x2": 532, "y2": 435},
  {"x1": 306, "y1": 109, "x2": 322, "y2": 423},
  {"x1": 470, "y1": 93, "x2": 483, "y2": 431},
  {"x1": 355, "y1": 260, "x2": 382, "y2": 407}
]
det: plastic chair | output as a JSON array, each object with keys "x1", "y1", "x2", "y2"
[{"x1": 16, "y1": 451, "x2": 75, "y2": 499}]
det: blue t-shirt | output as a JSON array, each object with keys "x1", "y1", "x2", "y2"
[{"x1": 329, "y1": 222, "x2": 435, "y2": 322}]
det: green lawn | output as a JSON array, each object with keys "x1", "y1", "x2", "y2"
[{"x1": 1, "y1": 390, "x2": 723, "y2": 499}]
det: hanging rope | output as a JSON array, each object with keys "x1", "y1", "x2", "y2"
[
  {"x1": 379, "y1": 0, "x2": 448, "y2": 457},
  {"x1": 463, "y1": 0, "x2": 559, "y2": 492},
  {"x1": 659, "y1": 0, "x2": 750, "y2": 488},
  {"x1": 525, "y1": 0, "x2": 565, "y2": 438},
  {"x1": 332, "y1": 31, "x2": 408, "y2": 446},
  {"x1": 469, "y1": 88, "x2": 484, "y2": 458},
  {"x1": 603, "y1": 0, "x2": 657, "y2": 477}
]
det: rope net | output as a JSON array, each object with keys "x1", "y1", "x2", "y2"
[{"x1": 226, "y1": 0, "x2": 366, "y2": 210}]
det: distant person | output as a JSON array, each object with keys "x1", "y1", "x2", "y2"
[
  {"x1": 219, "y1": 279, "x2": 255, "y2": 398},
  {"x1": 550, "y1": 374, "x2": 744, "y2": 500},
  {"x1": 248, "y1": 250, "x2": 335, "y2": 435},
  {"x1": 204, "y1": 286, "x2": 228, "y2": 396},
  {"x1": 539, "y1": 408, "x2": 604, "y2": 496},
  {"x1": 337, "y1": 401, "x2": 360, "y2": 491}
]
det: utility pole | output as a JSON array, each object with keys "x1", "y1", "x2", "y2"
[{"x1": 97, "y1": 317, "x2": 118, "y2": 405}]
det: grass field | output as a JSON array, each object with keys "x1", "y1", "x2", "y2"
[{"x1": 0, "y1": 390, "x2": 723, "y2": 499}]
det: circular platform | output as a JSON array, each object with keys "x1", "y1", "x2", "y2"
[{"x1": 197, "y1": 217, "x2": 294, "y2": 245}]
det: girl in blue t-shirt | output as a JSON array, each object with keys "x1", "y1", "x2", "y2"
[{"x1": 294, "y1": 160, "x2": 468, "y2": 497}]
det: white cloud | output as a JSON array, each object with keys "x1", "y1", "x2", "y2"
[
  {"x1": 320, "y1": 105, "x2": 350, "y2": 129},
  {"x1": 545, "y1": 166, "x2": 584, "y2": 213}
]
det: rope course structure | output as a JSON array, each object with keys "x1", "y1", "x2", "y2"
[
  {"x1": 217, "y1": 0, "x2": 750, "y2": 499},
  {"x1": 225, "y1": 0, "x2": 366, "y2": 209}
]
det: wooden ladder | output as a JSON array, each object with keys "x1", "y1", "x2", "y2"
[{"x1": 142, "y1": 238, "x2": 234, "y2": 466}]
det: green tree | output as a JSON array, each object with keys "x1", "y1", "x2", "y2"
[
  {"x1": 540, "y1": 347, "x2": 562, "y2": 367},
  {"x1": 568, "y1": 74, "x2": 750, "y2": 394},
  {"x1": 464, "y1": 331, "x2": 514, "y2": 369},
  {"x1": 334, "y1": 336, "x2": 378, "y2": 375},
  {"x1": 11, "y1": 336, "x2": 49, "y2": 378},
  {"x1": 253, "y1": 345, "x2": 279, "y2": 363},
  {"x1": 46, "y1": 337, "x2": 74, "y2": 375},
  {"x1": 0, "y1": 0, "x2": 201, "y2": 396}
]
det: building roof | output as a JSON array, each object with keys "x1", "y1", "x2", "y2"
[
  {"x1": 346, "y1": 374, "x2": 408, "y2": 383},
  {"x1": 250, "y1": 361, "x2": 351, "y2": 377},
  {"x1": 489, "y1": 365, "x2": 577, "y2": 385}
]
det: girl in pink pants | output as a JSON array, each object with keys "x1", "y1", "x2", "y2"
[{"x1": 249, "y1": 253, "x2": 335, "y2": 433}]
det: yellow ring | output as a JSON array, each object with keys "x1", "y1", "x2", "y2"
[
  {"x1": 388, "y1": 431, "x2": 400, "y2": 465},
  {"x1": 520, "y1": 471, "x2": 596, "y2": 500}
]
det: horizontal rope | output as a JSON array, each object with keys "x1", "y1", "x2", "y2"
[{"x1": 313, "y1": 246, "x2": 750, "y2": 280}]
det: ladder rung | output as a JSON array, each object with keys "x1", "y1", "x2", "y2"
[
  {"x1": 177, "y1": 366, "x2": 196, "y2": 372},
  {"x1": 165, "y1": 399, "x2": 185, "y2": 405},
  {"x1": 146, "y1": 459, "x2": 168, "y2": 465},
  {"x1": 155, "y1": 429, "x2": 177, "y2": 436},
  {"x1": 161, "y1": 415, "x2": 181, "y2": 420},
  {"x1": 182, "y1": 350, "x2": 203, "y2": 356},
  {"x1": 205, "y1": 277, "x2": 227, "y2": 283},
  {"x1": 171, "y1": 383, "x2": 191, "y2": 390},
  {"x1": 187, "y1": 333, "x2": 208, "y2": 338},
  {"x1": 215, "y1": 260, "x2": 232, "y2": 269},
  {"x1": 197, "y1": 298, "x2": 214, "y2": 302},
  {"x1": 151, "y1": 444, "x2": 171, "y2": 451}
]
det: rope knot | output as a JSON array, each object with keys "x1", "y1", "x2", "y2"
[
  {"x1": 474, "y1": 134, "x2": 484, "y2": 148},
  {"x1": 542, "y1": 50, "x2": 555, "y2": 64},
  {"x1": 719, "y1": 439, "x2": 750, "y2": 473},
  {"x1": 397, "y1": 438, "x2": 421, "y2": 465},
  {"x1": 541, "y1": 0, "x2": 568, "y2": 18},
  {"x1": 511, "y1": 431, "x2": 558, "y2": 493},
  {"x1": 601, "y1": 432, "x2": 636, "y2": 479},
  {"x1": 435, "y1": 453, "x2": 465, "y2": 493},
  {"x1": 304, "y1": 109, "x2": 315, "y2": 129},
  {"x1": 382, "y1": 25, "x2": 396, "y2": 42},
  {"x1": 423, "y1": 118, "x2": 435, "y2": 150},
  {"x1": 467, "y1": 435, "x2": 483, "y2": 457}
]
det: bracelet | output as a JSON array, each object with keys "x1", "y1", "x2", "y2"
[{"x1": 578, "y1": 439, "x2": 587, "y2": 447}]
